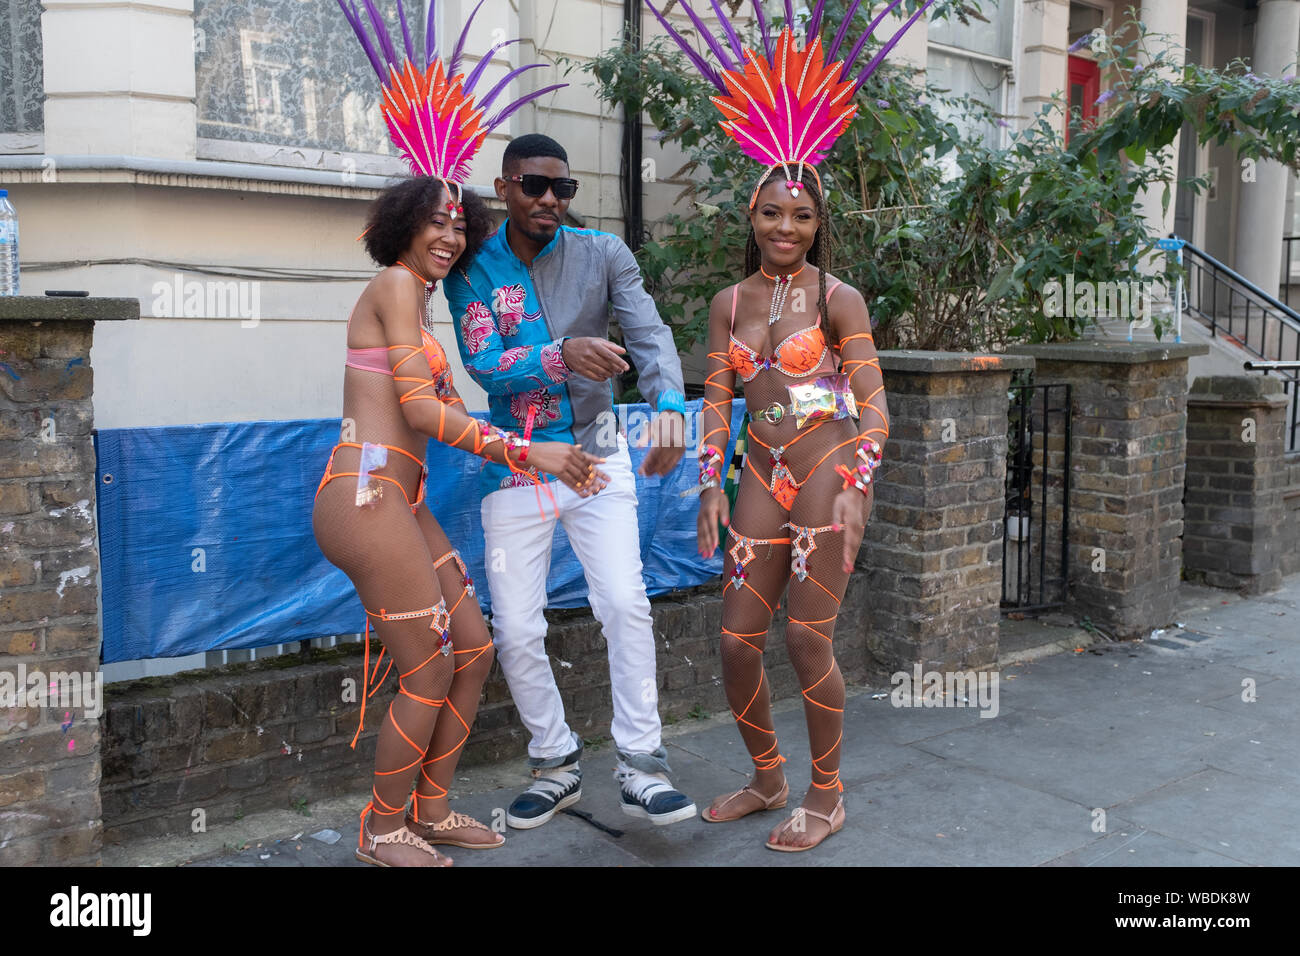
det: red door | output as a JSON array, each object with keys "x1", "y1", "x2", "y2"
[{"x1": 1067, "y1": 55, "x2": 1100, "y2": 144}]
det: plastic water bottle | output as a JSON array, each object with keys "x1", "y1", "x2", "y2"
[{"x1": 0, "y1": 190, "x2": 18, "y2": 295}]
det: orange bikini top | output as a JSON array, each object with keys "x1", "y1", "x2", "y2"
[{"x1": 727, "y1": 280, "x2": 842, "y2": 383}]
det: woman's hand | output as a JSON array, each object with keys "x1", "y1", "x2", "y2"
[
  {"x1": 525, "y1": 442, "x2": 609, "y2": 496},
  {"x1": 831, "y1": 486, "x2": 873, "y2": 574},
  {"x1": 697, "y1": 487, "x2": 730, "y2": 559}
]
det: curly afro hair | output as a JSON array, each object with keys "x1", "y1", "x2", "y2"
[{"x1": 362, "y1": 177, "x2": 494, "y2": 270}]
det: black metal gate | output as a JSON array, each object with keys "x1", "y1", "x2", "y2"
[{"x1": 1002, "y1": 380, "x2": 1071, "y2": 610}]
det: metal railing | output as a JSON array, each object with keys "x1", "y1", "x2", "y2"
[
  {"x1": 1242, "y1": 360, "x2": 1300, "y2": 455},
  {"x1": 1183, "y1": 242, "x2": 1300, "y2": 363},
  {"x1": 1002, "y1": 382, "x2": 1072, "y2": 611}
]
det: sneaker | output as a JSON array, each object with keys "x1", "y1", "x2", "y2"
[
  {"x1": 506, "y1": 757, "x2": 582, "y2": 830},
  {"x1": 613, "y1": 764, "x2": 697, "y2": 826}
]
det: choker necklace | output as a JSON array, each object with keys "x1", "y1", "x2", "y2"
[
  {"x1": 397, "y1": 260, "x2": 436, "y2": 334},
  {"x1": 761, "y1": 264, "x2": 804, "y2": 326}
]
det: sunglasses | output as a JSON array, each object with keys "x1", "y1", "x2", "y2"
[{"x1": 506, "y1": 174, "x2": 580, "y2": 200}]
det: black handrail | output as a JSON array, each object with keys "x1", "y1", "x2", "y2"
[
  {"x1": 1183, "y1": 243, "x2": 1300, "y2": 324},
  {"x1": 1181, "y1": 241, "x2": 1300, "y2": 367}
]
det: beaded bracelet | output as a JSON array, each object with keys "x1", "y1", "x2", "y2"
[{"x1": 835, "y1": 440, "x2": 882, "y2": 496}]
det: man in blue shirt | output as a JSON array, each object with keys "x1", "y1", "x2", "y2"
[{"x1": 445, "y1": 134, "x2": 695, "y2": 829}]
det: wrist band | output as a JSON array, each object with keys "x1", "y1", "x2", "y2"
[{"x1": 519, "y1": 406, "x2": 537, "y2": 463}]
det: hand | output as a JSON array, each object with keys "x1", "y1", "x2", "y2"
[
  {"x1": 526, "y1": 442, "x2": 609, "y2": 497},
  {"x1": 697, "y1": 487, "x2": 730, "y2": 559},
  {"x1": 562, "y1": 337, "x2": 629, "y2": 380},
  {"x1": 638, "y1": 411, "x2": 686, "y2": 477},
  {"x1": 831, "y1": 486, "x2": 873, "y2": 573}
]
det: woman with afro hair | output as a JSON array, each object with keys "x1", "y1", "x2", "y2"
[{"x1": 313, "y1": 177, "x2": 607, "y2": 866}]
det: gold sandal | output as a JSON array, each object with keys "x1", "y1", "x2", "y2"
[
  {"x1": 356, "y1": 817, "x2": 453, "y2": 867},
  {"x1": 765, "y1": 798, "x2": 845, "y2": 852},
  {"x1": 406, "y1": 810, "x2": 505, "y2": 850},
  {"x1": 702, "y1": 779, "x2": 789, "y2": 823}
]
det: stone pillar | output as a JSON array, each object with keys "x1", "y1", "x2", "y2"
[
  {"x1": 1183, "y1": 376, "x2": 1289, "y2": 594},
  {"x1": 41, "y1": 0, "x2": 197, "y2": 160},
  {"x1": 1233, "y1": 0, "x2": 1300, "y2": 298},
  {"x1": 1020, "y1": 0, "x2": 1069, "y2": 137},
  {"x1": 0, "y1": 296, "x2": 137, "y2": 865},
  {"x1": 861, "y1": 352, "x2": 1034, "y2": 674},
  {"x1": 1004, "y1": 342, "x2": 1208, "y2": 640}
]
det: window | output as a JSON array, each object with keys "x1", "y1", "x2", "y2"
[
  {"x1": 925, "y1": 0, "x2": 1015, "y2": 150},
  {"x1": 1, "y1": 0, "x2": 44, "y2": 133},
  {"x1": 194, "y1": 0, "x2": 406, "y2": 156}
]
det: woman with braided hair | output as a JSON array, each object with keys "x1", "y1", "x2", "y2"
[
  {"x1": 695, "y1": 167, "x2": 886, "y2": 852},
  {"x1": 647, "y1": 0, "x2": 926, "y2": 850},
  {"x1": 314, "y1": 0, "x2": 604, "y2": 867}
]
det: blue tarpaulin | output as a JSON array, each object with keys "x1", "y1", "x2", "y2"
[{"x1": 95, "y1": 402, "x2": 744, "y2": 663}]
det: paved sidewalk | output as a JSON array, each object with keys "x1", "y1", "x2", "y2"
[{"x1": 110, "y1": 576, "x2": 1300, "y2": 867}]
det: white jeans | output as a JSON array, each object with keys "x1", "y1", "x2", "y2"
[{"x1": 481, "y1": 441, "x2": 664, "y2": 768}]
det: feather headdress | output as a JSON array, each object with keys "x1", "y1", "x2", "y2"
[
  {"x1": 338, "y1": 0, "x2": 564, "y2": 216},
  {"x1": 644, "y1": 0, "x2": 935, "y2": 206}
]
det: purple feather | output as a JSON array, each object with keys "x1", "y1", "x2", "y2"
[
  {"x1": 396, "y1": 0, "x2": 414, "y2": 63},
  {"x1": 850, "y1": 0, "x2": 936, "y2": 96},
  {"x1": 487, "y1": 82, "x2": 567, "y2": 129},
  {"x1": 838, "y1": 0, "x2": 907, "y2": 82},
  {"x1": 360, "y1": 0, "x2": 399, "y2": 71},
  {"x1": 710, "y1": 0, "x2": 743, "y2": 62},
  {"x1": 784, "y1": 0, "x2": 795, "y2": 30},
  {"x1": 424, "y1": 0, "x2": 437, "y2": 63},
  {"x1": 338, "y1": 0, "x2": 387, "y2": 82},
  {"x1": 827, "y1": 0, "x2": 867, "y2": 61},
  {"x1": 643, "y1": 1, "x2": 724, "y2": 91},
  {"x1": 806, "y1": 0, "x2": 828, "y2": 44},
  {"x1": 751, "y1": 0, "x2": 773, "y2": 62},
  {"x1": 463, "y1": 37, "x2": 522, "y2": 94},
  {"x1": 677, "y1": 0, "x2": 737, "y2": 72},
  {"x1": 448, "y1": 0, "x2": 486, "y2": 78},
  {"x1": 477, "y1": 61, "x2": 543, "y2": 113}
]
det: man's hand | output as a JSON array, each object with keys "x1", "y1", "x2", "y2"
[
  {"x1": 638, "y1": 410, "x2": 686, "y2": 477},
  {"x1": 562, "y1": 337, "x2": 629, "y2": 380}
]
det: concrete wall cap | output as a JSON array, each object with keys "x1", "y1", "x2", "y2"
[
  {"x1": 0, "y1": 296, "x2": 139, "y2": 322},
  {"x1": 1003, "y1": 341, "x2": 1209, "y2": 364},
  {"x1": 879, "y1": 351, "x2": 1036, "y2": 374},
  {"x1": 1189, "y1": 375, "x2": 1285, "y2": 399}
]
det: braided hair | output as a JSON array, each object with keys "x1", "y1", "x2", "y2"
[{"x1": 744, "y1": 168, "x2": 834, "y2": 333}]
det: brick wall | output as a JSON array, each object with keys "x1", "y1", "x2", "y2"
[
  {"x1": 0, "y1": 297, "x2": 136, "y2": 865},
  {"x1": 1005, "y1": 342, "x2": 1208, "y2": 639},
  {"x1": 1184, "y1": 376, "x2": 1289, "y2": 593},
  {"x1": 99, "y1": 577, "x2": 889, "y2": 844},
  {"x1": 860, "y1": 352, "x2": 1033, "y2": 672},
  {"x1": 1285, "y1": 458, "x2": 1300, "y2": 578}
]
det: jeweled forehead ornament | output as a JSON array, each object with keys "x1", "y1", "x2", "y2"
[
  {"x1": 643, "y1": 0, "x2": 935, "y2": 207},
  {"x1": 338, "y1": 0, "x2": 566, "y2": 205}
]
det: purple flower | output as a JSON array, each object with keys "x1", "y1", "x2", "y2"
[
  {"x1": 996, "y1": 118, "x2": 1010, "y2": 128},
  {"x1": 1284, "y1": 74, "x2": 1296, "y2": 83},
  {"x1": 1244, "y1": 72, "x2": 1259, "y2": 82},
  {"x1": 1132, "y1": 63, "x2": 1145, "y2": 74},
  {"x1": 876, "y1": 99, "x2": 891, "y2": 109},
  {"x1": 1068, "y1": 34, "x2": 1091, "y2": 53},
  {"x1": 1095, "y1": 89, "x2": 1116, "y2": 106}
]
